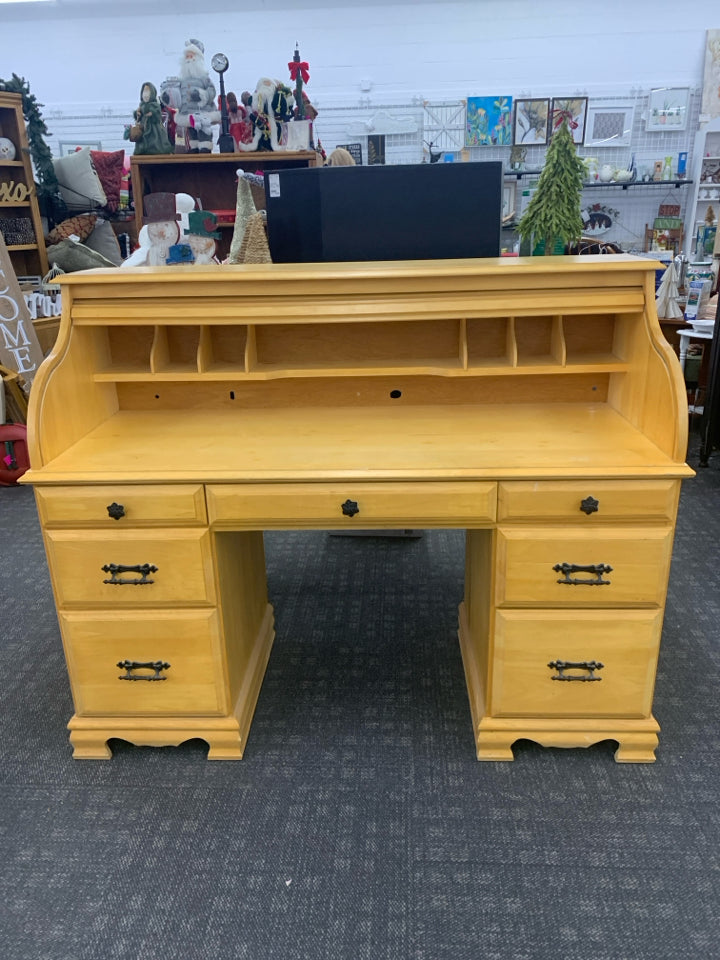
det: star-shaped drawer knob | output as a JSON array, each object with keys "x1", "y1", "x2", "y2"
[
  {"x1": 341, "y1": 499, "x2": 360, "y2": 517},
  {"x1": 580, "y1": 496, "x2": 599, "y2": 515},
  {"x1": 107, "y1": 502, "x2": 126, "y2": 520}
]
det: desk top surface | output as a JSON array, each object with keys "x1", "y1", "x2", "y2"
[{"x1": 27, "y1": 402, "x2": 692, "y2": 484}]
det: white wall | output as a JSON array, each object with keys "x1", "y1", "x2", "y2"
[{"x1": 1, "y1": 0, "x2": 715, "y2": 112}]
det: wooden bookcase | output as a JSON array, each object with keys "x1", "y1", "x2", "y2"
[
  {"x1": 130, "y1": 151, "x2": 320, "y2": 260},
  {"x1": 0, "y1": 92, "x2": 48, "y2": 279}
]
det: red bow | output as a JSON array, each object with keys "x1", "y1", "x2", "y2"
[
  {"x1": 288, "y1": 60, "x2": 310, "y2": 84},
  {"x1": 553, "y1": 109, "x2": 578, "y2": 130}
]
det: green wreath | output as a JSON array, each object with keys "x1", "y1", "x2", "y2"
[{"x1": 0, "y1": 73, "x2": 65, "y2": 224}]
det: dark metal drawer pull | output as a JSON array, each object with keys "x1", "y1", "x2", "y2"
[
  {"x1": 102, "y1": 563, "x2": 158, "y2": 585},
  {"x1": 117, "y1": 659, "x2": 170, "y2": 681},
  {"x1": 107, "y1": 502, "x2": 126, "y2": 520},
  {"x1": 341, "y1": 499, "x2": 359, "y2": 517},
  {"x1": 548, "y1": 659, "x2": 604, "y2": 682},
  {"x1": 580, "y1": 496, "x2": 599, "y2": 515},
  {"x1": 553, "y1": 562, "x2": 612, "y2": 585}
]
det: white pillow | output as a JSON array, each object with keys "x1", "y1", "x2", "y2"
[{"x1": 53, "y1": 148, "x2": 107, "y2": 211}]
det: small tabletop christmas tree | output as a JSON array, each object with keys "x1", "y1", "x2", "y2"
[
  {"x1": 655, "y1": 260, "x2": 683, "y2": 320},
  {"x1": 518, "y1": 115, "x2": 585, "y2": 255}
]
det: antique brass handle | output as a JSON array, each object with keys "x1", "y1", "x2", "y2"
[
  {"x1": 553, "y1": 562, "x2": 612, "y2": 585},
  {"x1": 117, "y1": 659, "x2": 170, "y2": 681},
  {"x1": 102, "y1": 563, "x2": 158, "y2": 585},
  {"x1": 548, "y1": 659, "x2": 604, "y2": 682}
]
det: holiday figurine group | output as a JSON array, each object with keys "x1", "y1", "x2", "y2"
[{"x1": 139, "y1": 40, "x2": 318, "y2": 154}]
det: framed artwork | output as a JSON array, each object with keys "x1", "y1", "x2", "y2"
[
  {"x1": 550, "y1": 98, "x2": 588, "y2": 145},
  {"x1": 58, "y1": 140, "x2": 102, "y2": 155},
  {"x1": 585, "y1": 102, "x2": 635, "y2": 147},
  {"x1": 646, "y1": 88, "x2": 690, "y2": 131},
  {"x1": 465, "y1": 96, "x2": 513, "y2": 147},
  {"x1": 513, "y1": 98, "x2": 550, "y2": 145},
  {"x1": 701, "y1": 29, "x2": 720, "y2": 119}
]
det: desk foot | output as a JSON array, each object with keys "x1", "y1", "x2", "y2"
[{"x1": 474, "y1": 720, "x2": 660, "y2": 763}]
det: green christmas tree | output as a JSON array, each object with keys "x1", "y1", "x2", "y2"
[{"x1": 518, "y1": 117, "x2": 585, "y2": 255}]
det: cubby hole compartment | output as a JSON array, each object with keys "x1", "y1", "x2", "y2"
[
  {"x1": 514, "y1": 316, "x2": 564, "y2": 367},
  {"x1": 251, "y1": 319, "x2": 464, "y2": 373},
  {"x1": 104, "y1": 325, "x2": 154, "y2": 374},
  {"x1": 563, "y1": 313, "x2": 619, "y2": 365},
  {"x1": 200, "y1": 325, "x2": 249, "y2": 373},
  {"x1": 466, "y1": 317, "x2": 512, "y2": 368},
  {"x1": 151, "y1": 325, "x2": 201, "y2": 374}
]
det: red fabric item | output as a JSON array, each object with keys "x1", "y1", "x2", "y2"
[
  {"x1": 0, "y1": 422, "x2": 29, "y2": 486},
  {"x1": 90, "y1": 150, "x2": 125, "y2": 212}
]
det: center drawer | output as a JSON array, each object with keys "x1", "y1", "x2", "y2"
[
  {"x1": 206, "y1": 481, "x2": 497, "y2": 528},
  {"x1": 496, "y1": 526, "x2": 674, "y2": 606},
  {"x1": 59, "y1": 609, "x2": 226, "y2": 716},
  {"x1": 45, "y1": 528, "x2": 216, "y2": 607}
]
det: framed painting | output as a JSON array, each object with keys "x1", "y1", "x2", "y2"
[
  {"x1": 466, "y1": 96, "x2": 513, "y2": 147},
  {"x1": 585, "y1": 102, "x2": 635, "y2": 147},
  {"x1": 513, "y1": 98, "x2": 550, "y2": 145},
  {"x1": 550, "y1": 98, "x2": 588, "y2": 145},
  {"x1": 646, "y1": 87, "x2": 690, "y2": 131}
]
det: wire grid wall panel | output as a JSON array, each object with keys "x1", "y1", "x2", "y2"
[{"x1": 38, "y1": 89, "x2": 702, "y2": 253}]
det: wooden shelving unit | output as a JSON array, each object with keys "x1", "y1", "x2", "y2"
[
  {"x1": 130, "y1": 151, "x2": 321, "y2": 261},
  {"x1": 0, "y1": 92, "x2": 48, "y2": 278}
]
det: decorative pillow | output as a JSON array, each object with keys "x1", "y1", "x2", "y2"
[
  {"x1": 83, "y1": 220, "x2": 123, "y2": 266},
  {"x1": 46, "y1": 213, "x2": 97, "y2": 246},
  {"x1": 90, "y1": 150, "x2": 125, "y2": 213},
  {"x1": 46, "y1": 239, "x2": 117, "y2": 272},
  {"x1": 52, "y1": 148, "x2": 107, "y2": 211}
]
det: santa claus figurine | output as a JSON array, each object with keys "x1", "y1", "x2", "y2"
[{"x1": 174, "y1": 39, "x2": 219, "y2": 153}]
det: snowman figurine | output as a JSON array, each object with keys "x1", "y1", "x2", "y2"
[
  {"x1": 143, "y1": 192, "x2": 180, "y2": 266},
  {"x1": 184, "y1": 210, "x2": 220, "y2": 264}
]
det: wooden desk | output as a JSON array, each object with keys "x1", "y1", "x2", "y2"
[{"x1": 24, "y1": 256, "x2": 693, "y2": 762}]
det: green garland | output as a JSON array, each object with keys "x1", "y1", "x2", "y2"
[{"x1": 0, "y1": 73, "x2": 61, "y2": 205}]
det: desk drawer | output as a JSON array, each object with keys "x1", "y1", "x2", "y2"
[
  {"x1": 45, "y1": 529, "x2": 216, "y2": 607},
  {"x1": 497, "y1": 480, "x2": 679, "y2": 523},
  {"x1": 496, "y1": 526, "x2": 673, "y2": 607},
  {"x1": 491, "y1": 609, "x2": 662, "y2": 718},
  {"x1": 60, "y1": 609, "x2": 226, "y2": 716},
  {"x1": 36, "y1": 484, "x2": 207, "y2": 527},
  {"x1": 206, "y1": 481, "x2": 497, "y2": 528}
]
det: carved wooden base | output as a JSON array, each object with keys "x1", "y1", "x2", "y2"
[
  {"x1": 458, "y1": 602, "x2": 660, "y2": 763},
  {"x1": 68, "y1": 606, "x2": 275, "y2": 760}
]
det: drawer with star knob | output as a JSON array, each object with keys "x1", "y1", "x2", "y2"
[
  {"x1": 34, "y1": 484, "x2": 207, "y2": 528},
  {"x1": 44, "y1": 528, "x2": 216, "y2": 607},
  {"x1": 497, "y1": 480, "x2": 679, "y2": 524},
  {"x1": 490, "y1": 609, "x2": 663, "y2": 719},
  {"x1": 495, "y1": 526, "x2": 674, "y2": 607},
  {"x1": 205, "y1": 481, "x2": 497, "y2": 529},
  {"x1": 58, "y1": 609, "x2": 227, "y2": 716}
]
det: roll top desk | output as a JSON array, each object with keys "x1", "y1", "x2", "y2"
[{"x1": 24, "y1": 256, "x2": 693, "y2": 761}]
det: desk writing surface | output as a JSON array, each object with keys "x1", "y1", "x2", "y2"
[{"x1": 30, "y1": 403, "x2": 690, "y2": 484}]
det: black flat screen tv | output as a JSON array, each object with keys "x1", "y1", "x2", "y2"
[{"x1": 263, "y1": 161, "x2": 503, "y2": 263}]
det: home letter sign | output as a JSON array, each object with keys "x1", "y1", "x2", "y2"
[{"x1": 0, "y1": 232, "x2": 44, "y2": 388}]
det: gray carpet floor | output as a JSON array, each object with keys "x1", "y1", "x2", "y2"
[{"x1": 1, "y1": 446, "x2": 719, "y2": 960}]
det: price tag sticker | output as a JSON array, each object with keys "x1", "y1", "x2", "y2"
[{"x1": 268, "y1": 174, "x2": 280, "y2": 198}]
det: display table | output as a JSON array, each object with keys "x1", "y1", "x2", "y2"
[{"x1": 24, "y1": 256, "x2": 693, "y2": 762}]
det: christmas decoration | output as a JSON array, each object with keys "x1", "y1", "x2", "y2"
[
  {"x1": 655, "y1": 261, "x2": 683, "y2": 320},
  {"x1": 130, "y1": 82, "x2": 173, "y2": 156},
  {"x1": 518, "y1": 116, "x2": 585, "y2": 255}
]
